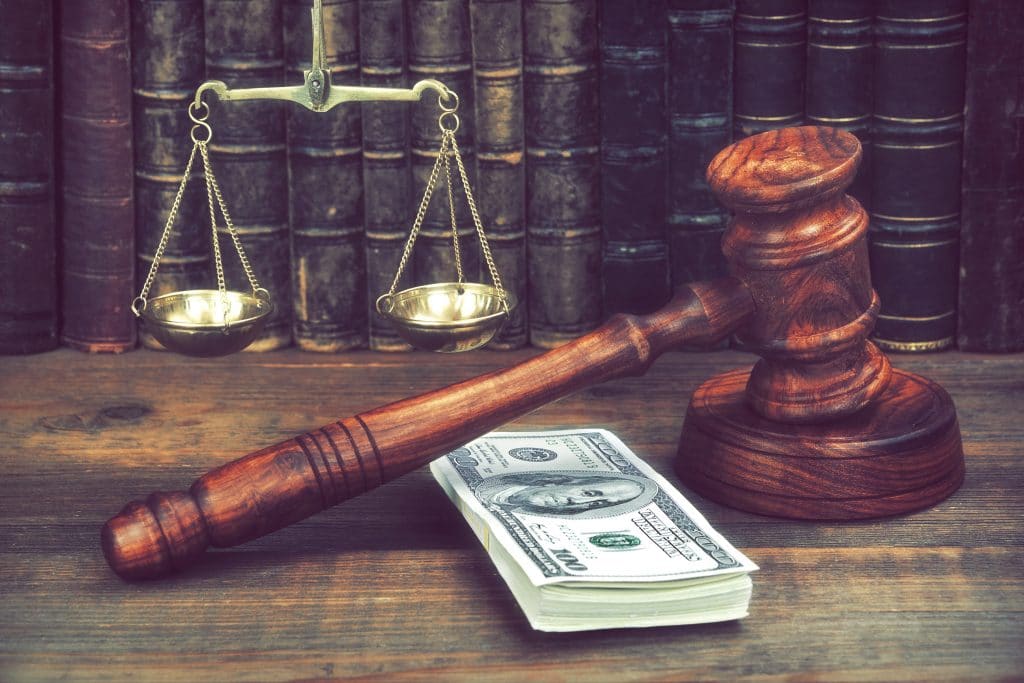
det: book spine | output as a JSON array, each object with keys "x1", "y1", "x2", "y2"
[
  {"x1": 524, "y1": 0, "x2": 602, "y2": 347},
  {"x1": 286, "y1": 0, "x2": 366, "y2": 351},
  {"x1": 0, "y1": 0, "x2": 59, "y2": 354},
  {"x1": 204, "y1": 0, "x2": 292, "y2": 350},
  {"x1": 806, "y1": 0, "x2": 872, "y2": 208},
  {"x1": 957, "y1": 0, "x2": 1024, "y2": 352},
  {"x1": 360, "y1": 0, "x2": 413, "y2": 351},
  {"x1": 870, "y1": 0, "x2": 967, "y2": 352},
  {"x1": 408, "y1": 0, "x2": 479, "y2": 289},
  {"x1": 58, "y1": 0, "x2": 137, "y2": 352},
  {"x1": 733, "y1": 0, "x2": 806, "y2": 137},
  {"x1": 131, "y1": 0, "x2": 209, "y2": 350},
  {"x1": 471, "y1": 0, "x2": 528, "y2": 348},
  {"x1": 598, "y1": 0, "x2": 670, "y2": 316},
  {"x1": 666, "y1": 0, "x2": 733, "y2": 290}
]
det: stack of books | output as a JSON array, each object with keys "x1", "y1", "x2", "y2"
[{"x1": 2, "y1": 1, "x2": 1019, "y2": 356}]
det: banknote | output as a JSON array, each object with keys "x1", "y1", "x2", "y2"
[{"x1": 431, "y1": 429, "x2": 757, "y2": 631}]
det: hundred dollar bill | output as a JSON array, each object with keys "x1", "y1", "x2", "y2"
[{"x1": 431, "y1": 429, "x2": 758, "y2": 631}]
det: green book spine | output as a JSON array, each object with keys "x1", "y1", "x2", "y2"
[
  {"x1": 870, "y1": 0, "x2": 966, "y2": 352},
  {"x1": 131, "y1": 0, "x2": 209, "y2": 350},
  {"x1": 408, "y1": 0, "x2": 479, "y2": 290},
  {"x1": 666, "y1": 0, "x2": 733, "y2": 350},
  {"x1": 361, "y1": 0, "x2": 413, "y2": 351},
  {"x1": 58, "y1": 0, "x2": 137, "y2": 352},
  {"x1": 734, "y1": 0, "x2": 806, "y2": 137},
  {"x1": 204, "y1": 0, "x2": 292, "y2": 350},
  {"x1": 0, "y1": 0, "x2": 59, "y2": 354},
  {"x1": 524, "y1": 0, "x2": 602, "y2": 348},
  {"x1": 806, "y1": 0, "x2": 872, "y2": 209},
  {"x1": 286, "y1": 0, "x2": 367, "y2": 351},
  {"x1": 667, "y1": 0, "x2": 733, "y2": 291},
  {"x1": 957, "y1": 0, "x2": 1023, "y2": 352},
  {"x1": 471, "y1": 0, "x2": 527, "y2": 348},
  {"x1": 599, "y1": 0, "x2": 670, "y2": 316}
]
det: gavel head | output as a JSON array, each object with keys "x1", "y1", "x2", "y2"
[{"x1": 706, "y1": 126, "x2": 891, "y2": 423}]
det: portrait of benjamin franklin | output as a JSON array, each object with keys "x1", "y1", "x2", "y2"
[{"x1": 473, "y1": 471, "x2": 658, "y2": 519}]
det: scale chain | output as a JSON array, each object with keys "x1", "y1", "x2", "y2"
[
  {"x1": 442, "y1": 130, "x2": 465, "y2": 287},
  {"x1": 200, "y1": 142, "x2": 228, "y2": 296},
  {"x1": 133, "y1": 102, "x2": 266, "y2": 317},
  {"x1": 386, "y1": 128, "x2": 506, "y2": 302},
  {"x1": 133, "y1": 141, "x2": 201, "y2": 315},
  {"x1": 449, "y1": 132, "x2": 506, "y2": 300},
  {"x1": 386, "y1": 130, "x2": 451, "y2": 297},
  {"x1": 199, "y1": 142, "x2": 264, "y2": 296}
]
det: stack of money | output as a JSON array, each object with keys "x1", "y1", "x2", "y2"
[{"x1": 431, "y1": 429, "x2": 758, "y2": 632}]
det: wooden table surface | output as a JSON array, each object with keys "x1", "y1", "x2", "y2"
[{"x1": 1, "y1": 347, "x2": 1021, "y2": 682}]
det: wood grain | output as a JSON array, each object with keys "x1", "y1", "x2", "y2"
[{"x1": 1, "y1": 348, "x2": 1022, "y2": 681}]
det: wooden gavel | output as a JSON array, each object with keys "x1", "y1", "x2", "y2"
[{"x1": 103, "y1": 127, "x2": 964, "y2": 580}]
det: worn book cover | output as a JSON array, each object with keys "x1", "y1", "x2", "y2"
[
  {"x1": 360, "y1": 0, "x2": 413, "y2": 351},
  {"x1": 0, "y1": 0, "x2": 59, "y2": 354},
  {"x1": 286, "y1": 0, "x2": 367, "y2": 351},
  {"x1": 59, "y1": 0, "x2": 137, "y2": 352},
  {"x1": 870, "y1": 0, "x2": 966, "y2": 352},
  {"x1": 806, "y1": 0, "x2": 871, "y2": 209},
  {"x1": 666, "y1": 0, "x2": 733, "y2": 294},
  {"x1": 599, "y1": 0, "x2": 670, "y2": 316},
  {"x1": 408, "y1": 0, "x2": 480, "y2": 292},
  {"x1": 957, "y1": 0, "x2": 1024, "y2": 352},
  {"x1": 131, "y1": 0, "x2": 209, "y2": 350},
  {"x1": 524, "y1": 0, "x2": 602, "y2": 348},
  {"x1": 733, "y1": 0, "x2": 806, "y2": 138},
  {"x1": 471, "y1": 0, "x2": 528, "y2": 348},
  {"x1": 204, "y1": 0, "x2": 292, "y2": 350}
]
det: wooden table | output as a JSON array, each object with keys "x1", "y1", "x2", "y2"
[{"x1": 1, "y1": 348, "x2": 1021, "y2": 681}]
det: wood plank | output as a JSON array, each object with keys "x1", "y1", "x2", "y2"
[
  {"x1": 0, "y1": 548, "x2": 1020, "y2": 681},
  {"x1": 1, "y1": 348, "x2": 1022, "y2": 681}
]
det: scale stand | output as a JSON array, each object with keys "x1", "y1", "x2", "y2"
[{"x1": 133, "y1": 0, "x2": 513, "y2": 356}]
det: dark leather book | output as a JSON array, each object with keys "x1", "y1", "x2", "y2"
[
  {"x1": 806, "y1": 0, "x2": 871, "y2": 208},
  {"x1": 58, "y1": 0, "x2": 137, "y2": 352},
  {"x1": 0, "y1": 0, "x2": 59, "y2": 354},
  {"x1": 131, "y1": 0, "x2": 209, "y2": 350},
  {"x1": 286, "y1": 0, "x2": 366, "y2": 351},
  {"x1": 360, "y1": 0, "x2": 413, "y2": 351},
  {"x1": 524, "y1": 0, "x2": 602, "y2": 348},
  {"x1": 204, "y1": 0, "x2": 292, "y2": 350},
  {"x1": 408, "y1": 0, "x2": 480, "y2": 291},
  {"x1": 599, "y1": 0, "x2": 670, "y2": 316},
  {"x1": 957, "y1": 0, "x2": 1024, "y2": 352},
  {"x1": 471, "y1": 0, "x2": 528, "y2": 349},
  {"x1": 870, "y1": 0, "x2": 966, "y2": 352},
  {"x1": 666, "y1": 0, "x2": 733, "y2": 292},
  {"x1": 733, "y1": 0, "x2": 806, "y2": 137}
]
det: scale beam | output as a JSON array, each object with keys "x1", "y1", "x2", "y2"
[
  {"x1": 193, "y1": 78, "x2": 452, "y2": 113},
  {"x1": 192, "y1": 0, "x2": 452, "y2": 112}
]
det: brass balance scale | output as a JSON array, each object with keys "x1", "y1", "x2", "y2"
[{"x1": 133, "y1": 0, "x2": 514, "y2": 357}]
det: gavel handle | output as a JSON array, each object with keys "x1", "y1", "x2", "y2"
[{"x1": 102, "y1": 278, "x2": 754, "y2": 579}]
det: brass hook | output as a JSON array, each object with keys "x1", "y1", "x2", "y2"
[{"x1": 188, "y1": 100, "x2": 212, "y2": 143}]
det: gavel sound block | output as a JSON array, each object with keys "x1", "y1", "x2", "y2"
[{"x1": 102, "y1": 127, "x2": 964, "y2": 580}]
